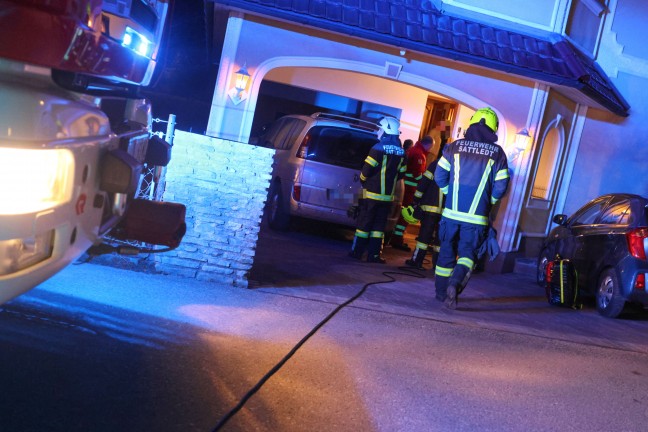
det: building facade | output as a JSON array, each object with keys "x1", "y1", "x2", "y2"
[{"x1": 201, "y1": 0, "x2": 643, "y2": 271}]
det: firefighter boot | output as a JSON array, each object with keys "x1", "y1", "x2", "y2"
[
  {"x1": 349, "y1": 235, "x2": 368, "y2": 260},
  {"x1": 405, "y1": 246, "x2": 427, "y2": 270},
  {"x1": 367, "y1": 236, "x2": 386, "y2": 264}
]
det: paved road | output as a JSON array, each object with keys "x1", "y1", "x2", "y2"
[{"x1": 0, "y1": 219, "x2": 646, "y2": 432}]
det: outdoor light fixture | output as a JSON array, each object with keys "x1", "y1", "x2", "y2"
[
  {"x1": 511, "y1": 128, "x2": 532, "y2": 160},
  {"x1": 228, "y1": 64, "x2": 250, "y2": 105}
]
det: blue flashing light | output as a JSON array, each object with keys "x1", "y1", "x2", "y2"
[{"x1": 122, "y1": 27, "x2": 151, "y2": 58}]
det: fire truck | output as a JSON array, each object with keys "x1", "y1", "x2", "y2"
[{"x1": 0, "y1": 0, "x2": 185, "y2": 304}]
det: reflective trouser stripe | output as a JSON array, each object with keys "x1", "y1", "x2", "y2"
[
  {"x1": 435, "y1": 266, "x2": 453, "y2": 278},
  {"x1": 457, "y1": 257, "x2": 475, "y2": 270},
  {"x1": 370, "y1": 231, "x2": 384, "y2": 238},
  {"x1": 416, "y1": 241, "x2": 428, "y2": 250},
  {"x1": 355, "y1": 230, "x2": 369, "y2": 238}
]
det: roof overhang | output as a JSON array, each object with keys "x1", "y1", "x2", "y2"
[{"x1": 207, "y1": 0, "x2": 630, "y2": 117}]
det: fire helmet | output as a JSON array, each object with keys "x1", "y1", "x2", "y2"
[
  {"x1": 377, "y1": 116, "x2": 400, "y2": 136},
  {"x1": 401, "y1": 205, "x2": 420, "y2": 225},
  {"x1": 469, "y1": 107, "x2": 499, "y2": 133}
]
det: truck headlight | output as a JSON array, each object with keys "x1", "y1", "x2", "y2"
[
  {"x1": 0, "y1": 231, "x2": 54, "y2": 276},
  {"x1": 0, "y1": 148, "x2": 74, "y2": 215}
]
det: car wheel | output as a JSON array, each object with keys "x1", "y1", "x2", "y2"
[
  {"x1": 266, "y1": 181, "x2": 290, "y2": 231},
  {"x1": 536, "y1": 247, "x2": 552, "y2": 286},
  {"x1": 596, "y1": 268, "x2": 626, "y2": 318}
]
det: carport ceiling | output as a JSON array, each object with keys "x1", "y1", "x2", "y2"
[{"x1": 205, "y1": 0, "x2": 629, "y2": 117}]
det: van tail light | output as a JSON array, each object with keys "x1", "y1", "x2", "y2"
[
  {"x1": 635, "y1": 274, "x2": 646, "y2": 290},
  {"x1": 626, "y1": 227, "x2": 648, "y2": 260},
  {"x1": 293, "y1": 185, "x2": 301, "y2": 202},
  {"x1": 296, "y1": 133, "x2": 311, "y2": 159}
]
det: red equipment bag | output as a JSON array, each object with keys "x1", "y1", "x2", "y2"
[{"x1": 112, "y1": 199, "x2": 187, "y2": 248}]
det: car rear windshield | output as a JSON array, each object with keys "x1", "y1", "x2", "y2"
[{"x1": 302, "y1": 126, "x2": 379, "y2": 169}]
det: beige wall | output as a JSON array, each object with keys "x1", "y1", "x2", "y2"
[{"x1": 264, "y1": 67, "x2": 435, "y2": 143}]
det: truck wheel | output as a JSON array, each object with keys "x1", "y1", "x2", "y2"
[
  {"x1": 596, "y1": 268, "x2": 626, "y2": 318},
  {"x1": 266, "y1": 182, "x2": 290, "y2": 231}
]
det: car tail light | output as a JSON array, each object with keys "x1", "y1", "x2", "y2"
[
  {"x1": 626, "y1": 227, "x2": 648, "y2": 260},
  {"x1": 293, "y1": 185, "x2": 301, "y2": 202},
  {"x1": 296, "y1": 133, "x2": 311, "y2": 159},
  {"x1": 635, "y1": 274, "x2": 646, "y2": 290},
  {"x1": 545, "y1": 260, "x2": 554, "y2": 283}
]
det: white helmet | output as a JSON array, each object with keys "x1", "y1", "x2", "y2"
[{"x1": 377, "y1": 116, "x2": 400, "y2": 136}]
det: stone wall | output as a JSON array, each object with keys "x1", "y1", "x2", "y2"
[{"x1": 152, "y1": 130, "x2": 274, "y2": 287}]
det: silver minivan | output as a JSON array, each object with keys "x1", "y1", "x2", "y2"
[{"x1": 261, "y1": 113, "x2": 403, "y2": 231}]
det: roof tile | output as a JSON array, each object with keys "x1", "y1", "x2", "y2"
[{"x1": 214, "y1": 0, "x2": 629, "y2": 116}]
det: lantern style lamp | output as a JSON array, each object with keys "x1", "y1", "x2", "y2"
[
  {"x1": 228, "y1": 64, "x2": 250, "y2": 105},
  {"x1": 515, "y1": 128, "x2": 531, "y2": 153}
]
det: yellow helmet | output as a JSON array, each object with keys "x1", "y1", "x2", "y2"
[
  {"x1": 401, "y1": 206, "x2": 420, "y2": 225},
  {"x1": 469, "y1": 107, "x2": 499, "y2": 133}
]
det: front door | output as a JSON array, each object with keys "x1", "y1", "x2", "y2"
[{"x1": 519, "y1": 122, "x2": 566, "y2": 253}]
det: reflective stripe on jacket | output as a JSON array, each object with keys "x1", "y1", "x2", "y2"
[
  {"x1": 360, "y1": 136, "x2": 406, "y2": 201},
  {"x1": 413, "y1": 159, "x2": 445, "y2": 214},
  {"x1": 434, "y1": 138, "x2": 509, "y2": 225}
]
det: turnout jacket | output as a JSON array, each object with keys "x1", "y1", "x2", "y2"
[
  {"x1": 360, "y1": 135, "x2": 406, "y2": 202},
  {"x1": 403, "y1": 141, "x2": 428, "y2": 188},
  {"x1": 434, "y1": 126, "x2": 510, "y2": 225},
  {"x1": 413, "y1": 159, "x2": 445, "y2": 214}
]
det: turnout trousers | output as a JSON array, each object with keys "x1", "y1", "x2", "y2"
[
  {"x1": 350, "y1": 199, "x2": 391, "y2": 260},
  {"x1": 408, "y1": 212, "x2": 441, "y2": 268},
  {"x1": 434, "y1": 218, "x2": 488, "y2": 300}
]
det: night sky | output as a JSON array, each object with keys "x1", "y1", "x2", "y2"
[{"x1": 142, "y1": 0, "x2": 217, "y2": 135}]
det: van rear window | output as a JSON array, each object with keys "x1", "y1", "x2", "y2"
[{"x1": 303, "y1": 126, "x2": 379, "y2": 169}]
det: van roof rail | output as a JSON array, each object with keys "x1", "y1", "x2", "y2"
[{"x1": 311, "y1": 112, "x2": 380, "y2": 132}]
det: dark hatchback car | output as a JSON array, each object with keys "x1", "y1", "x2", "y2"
[{"x1": 537, "y1": 193, "x2": 648, "y2": 318}]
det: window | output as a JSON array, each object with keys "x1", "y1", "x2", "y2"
[
  {"x1": 565, "y1": 0, "x2": 607, "y2": 56},
  {"x1": 532, "y1": 128, "x2": 560, "y2": 200},
  {"x1": 598, "y1": 198, "x2": 632, "y2": 225},
  {"x1": 303, "y1": 126, "x2": 379, "y2": 169},
  {"x1": 569, "y1": 197, "x2": 609, "y2": 226},
  {"x1": 264, "y1": 118, "x2": 305, "y2": 150}
]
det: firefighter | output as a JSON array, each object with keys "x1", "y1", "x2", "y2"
[
  {"x1": 349, "y1": 116, "x2": 406, "y2": 263},
  {"x1": 404, "y1": 144, "x2": 446, "y2": 271},
  {"x1": 389, "y1": 135, "x2": 434, "y2": 251},
  {"x1": 433, "y1": 107, "x2": 510, "y2": 308}
]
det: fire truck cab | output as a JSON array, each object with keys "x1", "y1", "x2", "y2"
[{"x1": 0, "y1": 0, "x2": 181, "y2": 304}]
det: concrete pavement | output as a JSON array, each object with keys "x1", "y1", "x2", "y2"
[
  {"x1": 248, "y1": 220, "x2": 648, "y2": 355},
  {"x1": 7, "y1": 229, "x2": 646, "y2": 432}
]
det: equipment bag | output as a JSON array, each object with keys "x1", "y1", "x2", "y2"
[{"x1": 545, "y1": 256, "x2": 582, "y2": 310}]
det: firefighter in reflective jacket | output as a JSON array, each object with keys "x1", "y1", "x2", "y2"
[
  {"x1": 389, "y1": 135, "x2": 434, "y2": 251},
  {"x1": 349, "y1": 117, "x2": 406, "y2": 263},
  {"x1": 404, "y1": 147, "x2": 446, "y2": 270},
  {"x1": 434, "y1": 107, "x2": 510, "y2": 309}
]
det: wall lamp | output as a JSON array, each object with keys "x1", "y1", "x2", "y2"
[
  {"x1": 227, "y1": 64, "x2": 250, "y2": 105},
  {"x1": 511, "y1": 128, "x2": 532, "y2": 160}
]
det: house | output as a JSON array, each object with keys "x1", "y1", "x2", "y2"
[{"x1": 194, "y1": 0, "x2": 643, "y2": 272}]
